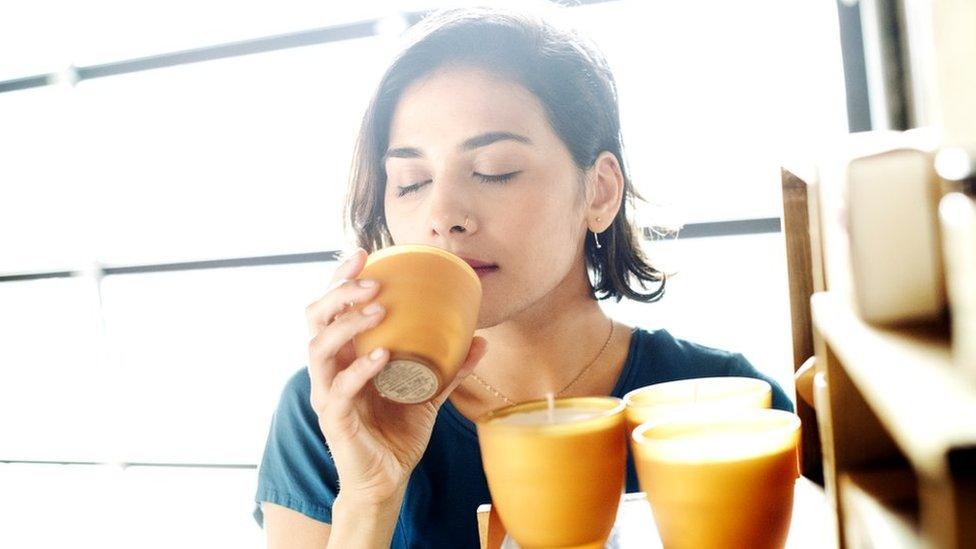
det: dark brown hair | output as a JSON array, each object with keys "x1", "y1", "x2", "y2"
[{"x1": 345, "y1": 5, "x2": 666, "y2": 302}]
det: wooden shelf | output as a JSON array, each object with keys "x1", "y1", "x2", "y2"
[
  {"x1": 783, "y1": 147, "x2": 976, "y2": 548},
  {"x1": 811, "y1": 291, "x2": 976, "y2": 478},
  {"x1": 839, "y1": 468, "x2": 920, "y2": 548}
]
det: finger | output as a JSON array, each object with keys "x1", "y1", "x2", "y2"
[
  {"x1": 308, "y1": 303, "x2": 387, "y2": 387},
  {"x1": 328, "y1": 347, "x2": 389, "y2": 418},
  {"x1": 305, "y1": 278, "x2": 380, "y2": 337},
  {"x1": 329, "y1": 248, "x2": 367, "y2": 285},
  {"x1": 431, "y1": 336, "x2": 488, "y2": 408},
  {"x1": 307, "y1": 247, "x2": 370, "y2": 333}
]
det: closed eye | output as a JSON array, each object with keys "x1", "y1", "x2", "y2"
[
  {"x1": 395, "y1": 179, "x2": 432, "y2": 197},
  {"x1": 395, "y1": 172, "x2": 520, "y2": 197},
  {"x1": 475, "y1": 171, "x2": 521, "y2": 184}
]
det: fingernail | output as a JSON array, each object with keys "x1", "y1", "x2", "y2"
[
  {"x1": 358, "y1": 279, "x2": 377, "y2": 288},
  {"x1": 369, "y1": 347, "x2": 386, "y2": 360},
  {"x1": 362, "y1": 303, "x2": 383, "y2": 315}
]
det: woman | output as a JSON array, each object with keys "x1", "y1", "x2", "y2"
[{"x1": 254, "y1": 5, "x2": 793, "y2": 547}]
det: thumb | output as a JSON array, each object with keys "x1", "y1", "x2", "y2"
[{"x1": 431, "y1": 336, "x2": 488, "y2": 408}]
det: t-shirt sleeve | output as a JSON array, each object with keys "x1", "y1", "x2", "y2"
[
  {"x1": 253, "y1": 368, "x2": 339, "y2": 527},
  {"x1": 724, "y1": 353, "x2": 795, "y2": 413}
]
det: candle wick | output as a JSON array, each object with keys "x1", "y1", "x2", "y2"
[{"x1": 546, "y1": 392, "x2": 555, "y2": 423}]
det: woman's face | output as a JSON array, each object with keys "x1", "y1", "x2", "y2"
[{"x1": 384, "y1": 65, "x2": 590, "y2": 328}]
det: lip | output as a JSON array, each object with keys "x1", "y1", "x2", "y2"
[
  {"x1": 460, "y1": 256, "x2": 499, "y2": 278},
  {"x1": 461, "y1": 257, "x2": 498, "y2": 270},
  {"x1": 471, "y1": 266, "x2": 499, "y2": 279}
]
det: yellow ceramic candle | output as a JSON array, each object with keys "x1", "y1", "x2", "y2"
[
  {"x1": 632, "y1": 409, "x2": 801, "y2": 549},
  {"x1": 476, "y1": 397, "x2": 627, "y2": 549},
  {"x1": 353, "y1": 244, "x2": 481, "y2": 404},
  {"x1": 622, "y1": 377, "x2": 772, "y2": 435}
]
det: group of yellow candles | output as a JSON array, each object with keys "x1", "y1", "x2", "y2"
[
  {"x1": 476, "y1": 377, "x2": 801, "y2": 549},
  {"x1": 350, "y1": 245, "x2": 801, "y2": 548}
]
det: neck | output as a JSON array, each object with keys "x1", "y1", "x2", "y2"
[{"x1": 465, "y1": 261, "x2": 618, "y2": 406}]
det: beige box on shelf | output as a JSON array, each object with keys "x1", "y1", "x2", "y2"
[
  {"x1": 846, "y1": 148, "x2": 946, "y2": 325},
  {"x1": 939, "y1": 192, "x2": 976, "y2": 383},
  {"x1": 815, "y1": 131, "x2": 946, "y2": 327},
  {"x1": 816, "y1": 132, "x2": 901, "y2": 303}
]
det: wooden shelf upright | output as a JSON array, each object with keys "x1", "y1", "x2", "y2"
[{"x1": 811, "y1": 292, "x2": 976, "y2": 548}]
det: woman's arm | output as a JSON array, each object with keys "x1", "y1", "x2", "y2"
[
  {"x1": 258, "y1": 249, "x2": 485, "y2": 547},
  {"x1": 262, "y1": 487, "x2": 405, "y2": 549},
  {"x1": 262, "y1": 502, "x2": 330, "y2": 548}
]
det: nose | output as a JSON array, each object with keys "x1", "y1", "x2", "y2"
[
  {"x1": 430, "y1": 207, "x2": 477, "y2": 238},
  {"x1": 431, "y1": 214, "x2": 471, "y2": 235},
  {"x1": 428, "y1": 180, "x2": 477, "y2": 240}
]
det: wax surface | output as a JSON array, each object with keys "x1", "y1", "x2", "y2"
[
  {"x1": 624, "y1": 377, "x2": 772, "y2": 434},
  {"x1": 626, "y1": 376, "x2": 771, "y2": 407},
  {"x1": 490, "y1": 406, "x2": 606, "y2": 426},
  {"x1": 639, "y1": 421, "x2": 797, "y2": 462}
]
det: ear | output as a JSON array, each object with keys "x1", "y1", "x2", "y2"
[{"x1": 585, "y1": 151, "x2": 625, "y2": 233}]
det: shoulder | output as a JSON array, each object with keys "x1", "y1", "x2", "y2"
[
  {"x1": 628, "y1": 328, "x2": 741, "y2": 377},
  {"x1": 279, "y1": 367, "x2": 312, "y2": 405},
  {"x1": 624, "y1": 328, "x2": 794, "y2": 412},
  {"x1": 268, "y1": 367, "x2": 322, "y2": 441}
]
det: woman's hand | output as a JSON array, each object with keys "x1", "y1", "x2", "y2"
[{"x1": 304, "y1": 248, "x2": 488, "y2": 508}]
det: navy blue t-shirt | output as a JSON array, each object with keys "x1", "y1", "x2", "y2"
[{"x1": 253, "y1": 327, "x2": 794, "y2": 547}]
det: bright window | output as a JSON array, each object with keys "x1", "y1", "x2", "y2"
[{"x1": 0, "y1": 1, "x2": 844, "y2": 546}]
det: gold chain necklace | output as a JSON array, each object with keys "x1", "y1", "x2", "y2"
[{"x1": 468, "y1": 319, "x2": 616, "y2": 406}]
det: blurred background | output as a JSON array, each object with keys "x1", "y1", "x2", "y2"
[{"x1": 0, "y1": 0, "x2": 847, "y2": 546}]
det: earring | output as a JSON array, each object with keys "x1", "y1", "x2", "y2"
[{"x1": 593, "y1": 217, "x2": 603, "y2": 249}]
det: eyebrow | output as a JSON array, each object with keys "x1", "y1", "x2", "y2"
[{"x1": 384, "y1": 131, "x2": 532, "y2": 161}]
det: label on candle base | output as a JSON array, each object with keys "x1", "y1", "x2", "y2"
[{"x1": 374, "y1": 359, "x2": 439, "y2": 403}]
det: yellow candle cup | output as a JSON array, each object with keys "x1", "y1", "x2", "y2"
[
  {"x1": 353, "y1": 244, "x2": 481, "y2": 404},
  {"x1": 476, "y1": 397, "x2": 628, "y2": 549},
  {"x1": 623, "y1": 376, "x2": 772, "y2": 435},
  {"x1": 632, "y1": 408, "x2": 801, "y2": 549}
]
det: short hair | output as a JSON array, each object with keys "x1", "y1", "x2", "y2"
[{"x1": 345, "y1": 5, "x2": 666, "y2": 302}]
